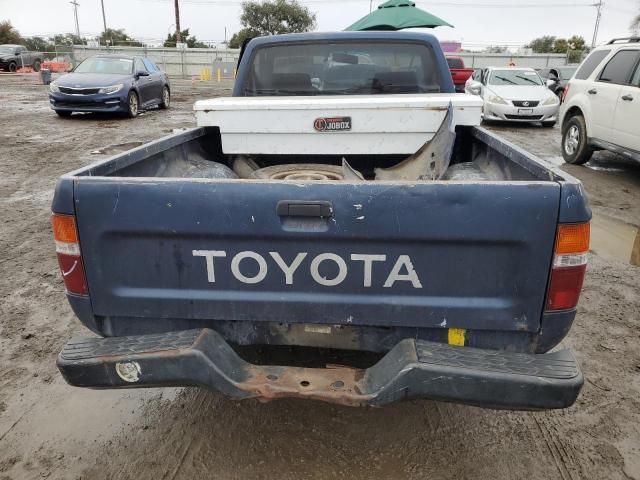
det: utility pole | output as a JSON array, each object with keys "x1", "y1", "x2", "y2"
[
  {"x1": 370, "y1": 0, "x2": 373, "y2": 12},
  {"x1": 100, "y1": 0, "x2": 108, "y2": 44},
  {"x1": 174, "y1": 0, "x2": 182, "y2": 44},
  {"x1": 591, "y1": 0, "x2": 603, "y2": 49},
  {"x1": 70, "y1": 1, "x2": 80, "y2": 38}
]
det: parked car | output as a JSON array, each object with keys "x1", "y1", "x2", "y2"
[
  {"x1": 48, "y1": 55, "x2": 170, "y2": 118},
  {"x1": 560, "y1": 37, "x2": 640, "y2": 165},
  {"x1": 539, "y1": 65, "x2": 578, "y2": 98},
  {"x1": 0, "y1": 44, "x2": 42, "y2": 72},
  {"x1": 54, "y1": 32, "x2": 587, "y2": 411},
  {"x1": 446, "y1": 56, "x2": 474, "y2": 93},
  {"x1": 466, "y1": 67, "x2": 560, "y2": 126}
]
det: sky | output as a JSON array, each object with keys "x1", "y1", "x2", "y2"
[{"x1": 1, "y1": 0, "x2": 638, "y2": 49}]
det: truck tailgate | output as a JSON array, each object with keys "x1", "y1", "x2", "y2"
[{"x1": 74, "y1": 179, "x2": 559, "y2": 332}]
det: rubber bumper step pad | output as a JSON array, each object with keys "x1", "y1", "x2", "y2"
[{"x1": 58, "y1": 329, "x2": 583, "y2": 409}]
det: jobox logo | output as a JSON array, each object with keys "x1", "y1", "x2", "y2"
[{"x1": 314, "y1": 117, "x2": 352, "y2": 132}]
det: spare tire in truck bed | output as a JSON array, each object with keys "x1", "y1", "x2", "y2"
[{"x1": 250, "y1": 164, "x2": 344, "y2": 181}]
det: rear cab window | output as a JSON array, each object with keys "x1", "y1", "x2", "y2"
[
  {"x1": 446, "y1": 57, "x2": 464, "y2": 69},
  {"x1": 598, "y1": 49, "x2": 640, "y2": 85},
  {"x1": 574, "y1": 49, "x2": 610, "y2": 80},
  {"x1": 243, "y1": 41, "x2": 442, "y2": 96}
]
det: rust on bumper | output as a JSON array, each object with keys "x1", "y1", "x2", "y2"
[{"x1": 240, "y1": 364, "x2": 371, "y2": 407}]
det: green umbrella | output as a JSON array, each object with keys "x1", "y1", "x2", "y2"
[{"x1": 345, "y1": 0, "x2": 453, "y2": 31}]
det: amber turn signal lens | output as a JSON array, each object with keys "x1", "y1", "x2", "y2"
[
  {"x1": 52, "y1": 214, "x2": 79, "y2": 244},
  {"x1": 555, "y1": 223, "x2": 590, "y2": 255}
]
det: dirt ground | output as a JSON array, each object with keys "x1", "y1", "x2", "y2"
[{"x1": 0, "y1": 76, "x2": 639, "y2": 480}]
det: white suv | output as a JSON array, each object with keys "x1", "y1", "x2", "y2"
[{"x1": 560, "y1": 37, "x2": 640, "y2": 164}]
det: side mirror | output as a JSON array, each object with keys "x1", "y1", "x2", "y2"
[
  {"x1": 467, "y1": 81, "x2": 482, "y2": 95},
  {"x1": 136, "y1": 70, "x2": 149, "y2": 78},
  {"x1": 546, "y1": 78, "x2": 557, "y2": 88}
]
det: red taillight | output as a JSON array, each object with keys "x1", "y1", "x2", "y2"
[
  {"x1": 52, "y1": 214, "x2": 88, "y2": 295},
  {"x1": 547, "y1": 264, "x2": 587, "y2": 310},
  {"x1": 545, "y1": 223, "x2": 589, "y2": 311},
  {"x1": 561, "y1": 83, "x2": 571, "y2": 103}
]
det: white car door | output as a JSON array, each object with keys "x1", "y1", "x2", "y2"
[
  {"x1": 611, "y1": 50, "x2": 640, "y2": 152},
  {"x1": 588, "y1": 51, "x2": 632, "y2": 140}
]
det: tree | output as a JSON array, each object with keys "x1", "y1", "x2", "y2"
[
  {"x1": 234, "y1": 0, "x2": 316, "y2": 41},
  {"x1": 552, "y1": 38, "x2": 569, "y2": 54},
  {"x1": 526, "y1": 36, "x2": 556, "y2": 53},
  {"x1": 50, "y1": 33, "x2": 86, "y2": 46},
  {"x1": 163, "y1": 28, "x2": 207, "y2": 48},
  {"x1": 98, "y1": 28, "x2": 142, "y2": 47},
  {"x1": 484, "y1": 45, "x2": 508, "y2": 54},
  {"x1": 229, "y1": 28, "x2": 261, "y2": 48},
  {"x1": 567, "y1": 35, "x2": 586, "y2": 51},
  {"x1": 525, "y1": 35, "x2": 586, "y2": 55},
  {"x1": 21, "y1": 36, "x2": 50, "y2": 51},
  {"x1": 0, "y1": 20, "x2": 21, "y2": 44}
]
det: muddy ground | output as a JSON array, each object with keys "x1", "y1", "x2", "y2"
[{"x1": 0, "y1": 75, "x2": 639, "y2": 480}]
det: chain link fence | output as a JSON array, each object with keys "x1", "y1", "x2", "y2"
[{"x1": 70, "y1": 45, "x2": 240, "y2": 80}]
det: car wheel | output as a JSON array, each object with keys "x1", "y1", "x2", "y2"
[
  {"x1": 542, "y1": 121, "x2": 556, "y2": 128},
  {"x1": 159, "y1": 86, "x2": 170, "y2": 109},
  {"x1": 55, "y1": 110, "x2": 72, "y2": 117},
  {"x1": 32, "y1": 60, "x2": 41, "y2": 72},
  {"x1": 126, "y1": 91, "x2": 139, "y2": 118},
  {"x1": 562, "y1": 115, "x2": 593, "y2": 165},
  {"x1": 8, "y1": 62, "x2": 17, "y2": 73}
]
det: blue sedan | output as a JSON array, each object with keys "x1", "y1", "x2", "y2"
[{"x1": 49, "y1": 55, "x2": 170, "y2": 117}]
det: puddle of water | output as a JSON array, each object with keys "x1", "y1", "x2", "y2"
[
  {"x1": 91, "y1": 141, "x2": 143, "y2": 155},
  {"x1": 590, "y1": 213, "x2": 640, "y2": 267}
]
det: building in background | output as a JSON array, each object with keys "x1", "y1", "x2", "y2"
[{"x1": 440, "y1": 41, "x2": 462, "y2": 53}]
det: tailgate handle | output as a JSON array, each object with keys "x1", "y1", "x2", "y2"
[{"x1": 277, "y1": 200, "x2": 333, "y2": 218}]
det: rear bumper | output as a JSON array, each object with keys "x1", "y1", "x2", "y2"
[{"x1": 57, "y1": 328, "x2": 583, "y2": 409}]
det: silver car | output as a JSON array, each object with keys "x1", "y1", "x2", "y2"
[{"x1": 466, "y1": 67, "x2": 560, "y2": 127}]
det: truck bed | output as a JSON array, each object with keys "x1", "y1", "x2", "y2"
[{"x1": 53, "y1": 125, "x2": 589, "y2": 354}]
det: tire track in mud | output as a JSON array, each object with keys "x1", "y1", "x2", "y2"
[
  {"x1": 531, "y1": 414, "x2": 582, "y2": 480},
  {"x1": 161, "y1": 391, "x2": 214, "y2": 480}
]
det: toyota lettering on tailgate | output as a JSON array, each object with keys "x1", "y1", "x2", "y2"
[
  {"x1": 314, "y1": 117, "x2": 352, "y2": 132},
  {"x1": 192, "y1": 250, "x2": 422, "y2": 288}
]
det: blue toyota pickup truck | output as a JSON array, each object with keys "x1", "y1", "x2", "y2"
[{"x1": 53, "y1": 32, "x2": 590, "y2": 409}]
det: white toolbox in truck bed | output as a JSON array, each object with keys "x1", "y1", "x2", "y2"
[{"x1": 194, "y1": 94, "x2": 483, "y2": 155}]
